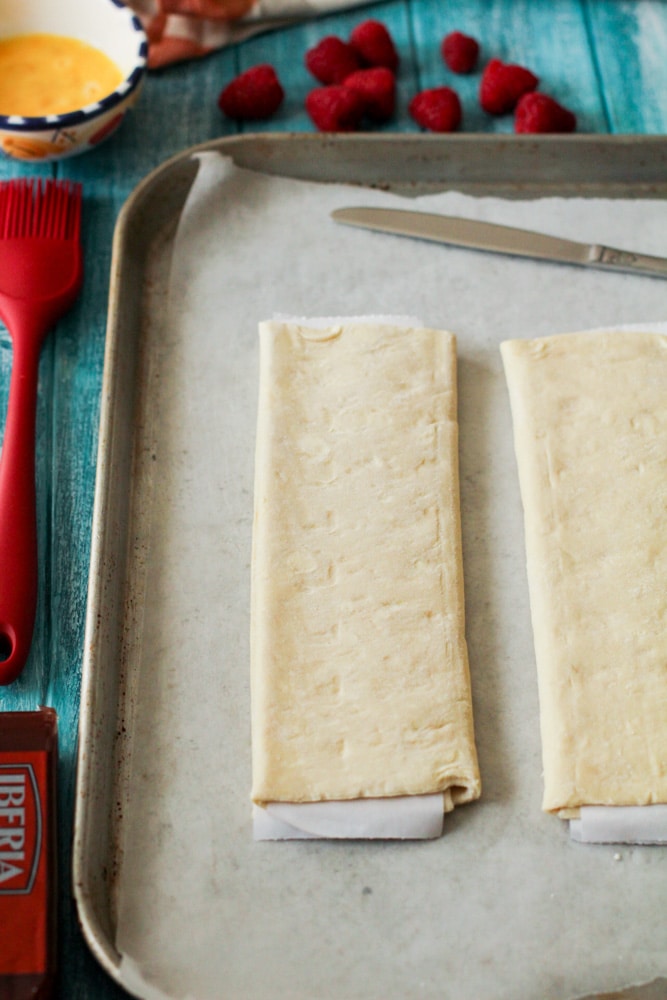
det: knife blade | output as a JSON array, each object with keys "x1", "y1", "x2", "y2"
[{"x1": 331, "y1": 206, "x2": 667, "y2": 279}]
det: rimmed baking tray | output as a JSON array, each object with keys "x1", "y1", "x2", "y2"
[{"x1": 73, "y1": 134, "x2": 667, "y2": 1000}]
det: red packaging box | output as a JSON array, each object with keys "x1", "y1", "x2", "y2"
[{"x1": 0, "y1": 708, "x2": 57, "y2": 1000}]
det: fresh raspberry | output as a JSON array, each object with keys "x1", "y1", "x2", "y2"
[
  {"x1": 305, "y1": 85, "x2": 366, "y2": 132},
  {"x1": 479, "y1": 58, "x2": 538, "y2": 114},
  {"x1": 349, "y1": 19, "x2": 399, "y2": 72},
  {"x1": 217, "y1": 64, "x2": 284, "y2": 120},
  {"x1": 441, "y1": 31, "x2": 479, "y2": 74},
  {"x1": 343, "y1": 67, "x2": 396, "y2": 122},
  {"x1": 305, "y1": 36, "x2": 361, "y2": 85},
  {"x1": 514, "y1": 92, "x2": 577, "y2": 133},
  {"x1": 409, "y1": 86, "x2": 462, "y2": 132}
]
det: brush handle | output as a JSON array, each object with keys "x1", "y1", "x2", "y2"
[{"x1": 0, "y1": 321, "x2": 42, "y2": 685}]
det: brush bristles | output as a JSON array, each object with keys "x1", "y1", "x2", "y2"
[{"x1": 0, "y1": 179, "x2": 82, "y2": 241}]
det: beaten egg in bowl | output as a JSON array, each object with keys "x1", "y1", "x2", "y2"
[
  {"x1": 0, "y1": 0, "x2": 146, "y2": 161},
  {"x1": 0, "y1": 33, "x2": 125, "y2": 117}
]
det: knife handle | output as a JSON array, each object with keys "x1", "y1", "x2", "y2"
[{"x1": 595, "y1": 245, "x2": 667, "y2": 279}]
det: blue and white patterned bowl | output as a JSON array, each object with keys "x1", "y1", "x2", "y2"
[{"x1": 0, "y1": 0, "x2": 147, "y2": 162}]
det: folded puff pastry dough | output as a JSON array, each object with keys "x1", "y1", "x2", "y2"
[
  {"x1": 502, "y1": 330, "x2": 667, "y2": 813},
  {"x1": 250, "y1": 319, "x2": 480, "y2": 810}
]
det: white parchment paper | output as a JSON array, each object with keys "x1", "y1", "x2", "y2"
[{"x1": 113, "y1": 152, "x2": 667, "y2": 1000}]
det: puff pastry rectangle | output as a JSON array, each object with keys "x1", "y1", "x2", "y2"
[
  {"x1": 250, "y1": 319, "x2": 480, "y2": 812},
  {"x1": 502, "y1": 330, "x2": 667, "y2": 813}
]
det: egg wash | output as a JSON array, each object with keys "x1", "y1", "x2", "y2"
[{"x1": 0, "y1": 33, "x2": 124, "y2": 116}]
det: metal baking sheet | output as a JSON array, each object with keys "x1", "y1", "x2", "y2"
[{"x1": 73, "y1": 134, "x2": 667, "y2": 1000}]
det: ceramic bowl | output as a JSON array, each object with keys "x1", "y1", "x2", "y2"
[{"x1": 0, "y1": 0, "x2": 147, "y2": 162}]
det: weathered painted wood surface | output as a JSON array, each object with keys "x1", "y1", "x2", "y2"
[{"x1": 0, "y1": 0, "x2": 666, "y2": 995}]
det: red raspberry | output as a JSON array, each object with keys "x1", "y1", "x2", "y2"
[
  {"x1": 514, "y1": 92, "x2": 577, "y2": 133},
  {"x1": 343, "y1": 67, "x2": 396, "y2": 122},
  {"x1": 441, "y1": 31, "x2": 479, "y2": 74},
  {"x1": 349, "y1": 19, "x2": 399, "y2": 72},
  {"x1": 217, "y1": 64, "x2": 284, "y2": 120},
  {"x1": 305, "y1": 36, "x2": 361, "y2": 85},
  {"x1": 305, "y1": 85, "x2": 366, "y2": 132},
  {"x1": 409, "y1": 87, "x2": 462, "y2": 132},
  {"x1": 479, "y1": 58, "x2": 538, "y2": 114}
]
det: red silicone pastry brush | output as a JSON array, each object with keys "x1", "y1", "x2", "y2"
[{"x1": 0, "y1": 179, "x2": 83, "y2": 685}]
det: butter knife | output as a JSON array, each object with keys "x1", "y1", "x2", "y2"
[{"x1": 331, "y1": 206, "x2": 667, "y2": 279}]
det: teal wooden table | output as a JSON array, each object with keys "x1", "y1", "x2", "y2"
[{"x1": 1, "y1": 1, "x2": 666, "y2": 996}]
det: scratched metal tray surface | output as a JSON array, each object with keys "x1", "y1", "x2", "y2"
[{"x1": 72, "y1": 134, "x2": 667, "y2": 1000}]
